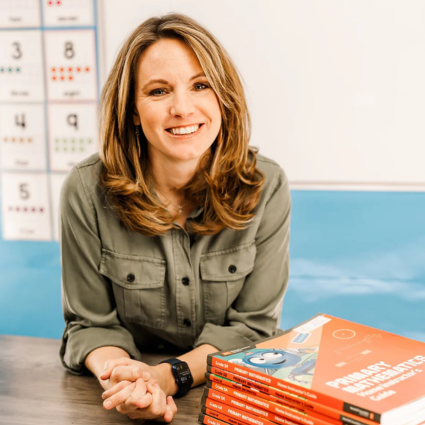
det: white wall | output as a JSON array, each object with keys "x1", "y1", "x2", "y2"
[{"x1": 98, "y1": 0, "x2": 425, "y2": 191}]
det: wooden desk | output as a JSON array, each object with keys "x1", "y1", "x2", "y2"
[{"x1": 0, "y1": 335, "x2": 204, "y2": 424}]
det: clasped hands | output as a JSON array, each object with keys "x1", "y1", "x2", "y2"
[{"x1": 99, "y1": 358, "x2": 178, "y2": 422}]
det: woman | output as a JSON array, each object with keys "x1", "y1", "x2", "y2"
[{"x1": 59, "y1": 12, "x2": 291, "y2": 422}]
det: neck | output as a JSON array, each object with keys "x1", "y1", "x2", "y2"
[{"x1": 148, "y1": 150, "x2": 199, "y2": 203}]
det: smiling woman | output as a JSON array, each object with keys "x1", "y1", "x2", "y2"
[
  {"x1": 98, "y1": 15, "x2": 265, "y2": 235},
  {"x1": 59, "y1": 12, "x2": 291, "y2": 423}
]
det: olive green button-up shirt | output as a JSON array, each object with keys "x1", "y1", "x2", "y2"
[{"x1": 59, "y1": 152, "x2": 291, "y2": 375}]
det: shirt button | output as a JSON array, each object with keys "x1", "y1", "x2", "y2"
[
  {"x1": 127, "y1": 273, "x2": 135, "y2": 283},
  {"x1": 228, "y1": 265, "x2": 237, "y2": 274},
  {"x1": 181, "y1": 277, "x2": 190, "y2": 286},
  {"x1": 183, "y1": 318, "x2": 191, "y2": 327}
]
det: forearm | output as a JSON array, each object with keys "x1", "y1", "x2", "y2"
[
  {"x1": 85, "y1": 346, "x2": 130, "y2": 381},
  {"x1": 157, "y1": 343, "x2": 218, "y2": 396}
]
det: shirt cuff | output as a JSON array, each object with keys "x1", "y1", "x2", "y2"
[
  {"x1": 60, "y1": 325, "x2": 143, "y2": 375},
  {"x1": 193, "y1": 322, "x2": 268, "y2": 352}
]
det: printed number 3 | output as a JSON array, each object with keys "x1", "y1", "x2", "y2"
[{"x1": 12, "y1": 42, "x2": 22, "y2": 59}]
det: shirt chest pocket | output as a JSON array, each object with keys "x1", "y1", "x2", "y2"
[
  {"x1": 200, "y1": 242, "x2": 257, "y2": 325},
  {"x1": 99, "y1": 249, "x2": 166, "y2": 330}
]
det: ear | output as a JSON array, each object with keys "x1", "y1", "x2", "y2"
[{"x1": 133, "y1": 107, "x2": 141, "y2": 126}]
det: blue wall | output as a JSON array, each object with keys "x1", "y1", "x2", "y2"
[{"x1": 1, "y1": 190, "x2": 424, "y2": 342}]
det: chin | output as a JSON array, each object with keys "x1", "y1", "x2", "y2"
[
  {"x1": 169, "y1": 146, "x2": 212, "y2": 162},
  {"x1": 172, "y1": 152, "x2": 204, "y2": 162}
]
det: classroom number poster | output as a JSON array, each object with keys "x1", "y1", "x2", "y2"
[{"x1": 0, "y1": 0, "x2": 99, "y2": 241}]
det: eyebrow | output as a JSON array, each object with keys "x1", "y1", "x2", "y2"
[{"x1": 141, "y1": 72, "x2": 207, "y2": 92}]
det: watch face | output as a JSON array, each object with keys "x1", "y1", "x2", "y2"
[{"x1": 175, "y1": 362, "x2": 192, "y2": 385}]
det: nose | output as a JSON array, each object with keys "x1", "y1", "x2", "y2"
[{"x1": 169, "y1": 90, "x2": 195, "y2": 118}]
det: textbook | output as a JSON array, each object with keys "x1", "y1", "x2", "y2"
[
  {"x1": 204, "y1": 375, "x2": 376, "y2": 425},
  {"x1": 205, "y1": 370, "x2": 376, "y2": 425},
  {"x1": 203, "y1": 386, "x2": 338, "y2": 425},
  {"x1": 206, "y1": 313, "x2": 425, "y2": 425},
  {"x1": 198, "y1": 413, "x2": 425, "y2": 425},
  {"x1": 202, "y1": 396, "x2": 303, "y2": 425}
]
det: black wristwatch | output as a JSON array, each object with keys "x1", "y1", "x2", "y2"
[{"x1": 159, "y1": 358, "x2": 193, "y2": 398}]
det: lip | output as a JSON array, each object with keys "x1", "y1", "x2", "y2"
[
  {"x1": 166, "y1": 123, "x2": 203, "y2": 130},
  {"x1": 165, "y1": 123, "x2": 204, "y2": 138}
]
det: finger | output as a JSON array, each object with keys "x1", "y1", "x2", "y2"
[
  {"x1": 126, "y1": 378, "x2": 151, "y2": 409},
  {"x1": 131, "y1": 378, "x2": 153, "y2": 409},
  {"x1": 149, "y1": 383, "x2": 166, "y2": 418},
  {"x1": 163, "y1": 404, "x2": 174, "y2": 422},
  {"x1": 109, "y1": 365, "x2": 150, "y2": 385},
  {"x1": 158, "y1": 397, "x2": 177, "y2": 424},
  {"x1": 100, "y1": 357, "x2": 136, "y2": 380},
  {"x1": 167, "y1": 395, "x2": 178, "y2": 416},
  {"x1": 102, "y1": 380, "x2": 132, "y2": 399},
  {"x1": 103, "y1": 381, "x2": 136, "y2": 410},
  {"x1": 120, "y1": 379, "x2": 154, "y2": 416},
  {"x1": 136, "y1": 392, "x2": 153, "y2": 409}
]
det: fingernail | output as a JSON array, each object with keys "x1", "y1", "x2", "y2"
[
  {"x1": 143, "y1": 371, "x2": 150, "y2": 380},
  {"x1": 104, "y1": 401, "x2": 112, "y2": 409}
]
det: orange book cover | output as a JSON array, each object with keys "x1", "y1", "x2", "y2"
[
  {"x1": 206, "y1": 370, "x2": 376, "y2": 425},
  {"x1": 207, "y1": 313, "x2": 425, "y2": 424},
  {"x1": 204, "y1": 386, "x2": 337, "y2": 425}
]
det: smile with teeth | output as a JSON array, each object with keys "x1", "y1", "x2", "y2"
[{"x1": 166, "y1": 124, "x2": 203, "y2": 135}]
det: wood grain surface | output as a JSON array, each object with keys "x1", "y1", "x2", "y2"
[{"x1": 0, "y1": 335, "x2": 204, "y2": 425}]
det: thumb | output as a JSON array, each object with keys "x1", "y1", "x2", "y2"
[{"x1": 163, "y1": 404, "x2": 174, "y2": 422}]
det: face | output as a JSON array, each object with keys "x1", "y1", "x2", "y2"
[{"x1": 133, "y1": 38, "x2": 222, "y2": 165}]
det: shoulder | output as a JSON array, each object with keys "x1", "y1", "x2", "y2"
[
  {"x1": 61, "y1": 153, "x2": 103, "y2": 210},
  {"x1": 255, "y1": 152, "x2": 290, "y2": 204}
]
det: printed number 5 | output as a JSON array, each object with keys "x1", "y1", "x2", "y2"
[{"x1": 19, "y1": 183, "x2": 30, "y2": 200}]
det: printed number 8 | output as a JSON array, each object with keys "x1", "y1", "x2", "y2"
[{"x1": 64, "y1": 42, "x2": 74, "y2": 59}]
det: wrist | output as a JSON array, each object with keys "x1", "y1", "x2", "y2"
[{"x1": 154, "y1": 363, "x2": 179, "y2": 396}]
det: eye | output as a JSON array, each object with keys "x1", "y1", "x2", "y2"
[
  {"x1": 263, "y1": 352, "x2": 283, "y2": 358},
  {"x1": 249, "y1": 357, "x2": 266, "y2": 364},
  {"x1": 194, "y1": 82, "x2": 209, "y2": 91},
  {"x1": 149, "y1": 88, "x2": 167, "y2": 96}
]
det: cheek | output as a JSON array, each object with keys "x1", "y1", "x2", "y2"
[
  {"x1": 202, "y1": 95, "x2": 222, "y2": 127},
  {"x1": 139, "y1": 108, "x2": 162, "y2": 133}
]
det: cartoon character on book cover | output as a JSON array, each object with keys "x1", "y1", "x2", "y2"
[{"x1": 227, "y1": 347, "x2": 319, "y2": 388}]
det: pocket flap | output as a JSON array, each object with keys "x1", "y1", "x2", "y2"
[
  {"x1": 99, "y1": 249, "x2": 166, "y2": 289},
  {"x1": 200, "y1": 242, "x2": 256, "y2": 282}
]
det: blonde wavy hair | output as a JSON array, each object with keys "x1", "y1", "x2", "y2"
[{"x1": 99, "y1": 13, "x2": 265, "y2": 236}]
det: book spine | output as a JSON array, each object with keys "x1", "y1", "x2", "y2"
[
  {"x1": 207, "y1": 368, "x2": 377, "y2": 425},
  {"x1": 203, "y1": 396, "x2": 302, "y2": 425},
  {"x1": 199, "y1": 412, "x2": 233, "y2": 425},
  {"x1": 204, "y1": 386, "x2": 336, "y2": 425},
  {"x1": 202, "y1": 406, "x2": 259, "y2": 425}
]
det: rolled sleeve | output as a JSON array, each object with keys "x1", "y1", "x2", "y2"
[
  {"x1": 194, "y1": 166, "x2": 291, "y2": 351},
  {"x1": 59, "y1": 167, "x2": 142, "y2": 375}
]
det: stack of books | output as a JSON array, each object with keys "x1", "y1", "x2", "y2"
[{"x1": 198, "y1": 313, "x2": 425, "y2": 425}]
